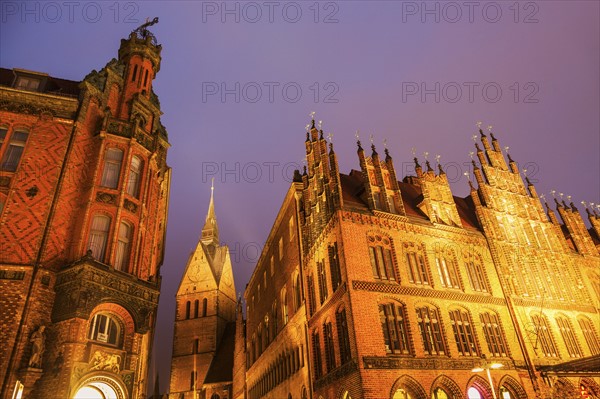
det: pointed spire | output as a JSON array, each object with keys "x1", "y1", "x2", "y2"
[
  {"x1": 425, "y1": 160, "x2": 434, "y2": 172},
  {"x1": 201, "y1": 179, "x2": 219, "y2": 247},
  {"x1": 371, "y1": 144, "x2": 378, "y2": 157},
  {"x1": 384, "y1": 148, "x2": 392, "y2": 161},
  {"x1": 438, "y1": 163, "x2": 445, "y2": 175}
]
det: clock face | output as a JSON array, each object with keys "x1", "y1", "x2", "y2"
[{"x1": 188, "y1": 261, "x2": 202, "y2": 282}]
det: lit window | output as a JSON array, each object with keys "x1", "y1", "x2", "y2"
[
  {"x1": 405, "y1": 251, "x2": 429, "y2": 285},
  {"x1": 12, "y1": 381, "x2": 24, "y2": 399},
  {"x1": 126, "y1": 156, "x2": 142, "y2": 197},
  {"x1": 270, "y1": 255, "x2": 275, "y2": 276},
  {"x1": 279, "y1": 237, "x2": 284, "y2": 260},
  {"x1": 379, "y1": 303, "x2": 411, "y2": 355},
  {"x1": 480, "y1": 312, "x2": 509, "y2": 357},
  {"x1": 465, "y1": 255, "x2": 488, "y2": 292},
  {"x1": 0, "y1": 129, "x2": 29, "y2": 172},
  {"x1": 556, "y1": 316, "x2": 582, "y2": 358},
  {"x1": 435, "y1": 253, "x2": 461, "y2": 289},
  {"x1": 449, "y1": 309, "x2": 479, "y2": 356},
  {"x1": 114, "y1": 221, "x2": 132, "y2": 271},
  {"x1": 289, "y1": 216, "x2": 295, "y2": 241},
  {"x1": 579, "y1": 317, "x2": 600, "y2": 355},
  {"x1": 88, "y1": 313, "x2": 121, "y2": 347},
  {"x1": 100, "y1": 148, "x2": 124, "y2": 189},
  {"x1": 416, "y1": 306, "x2": 446, "y2": 355},
  {"x1": 281, "y1": 288, "x2": 288, "y2": 324},
  {"x1": 88, "y1": 215, "x2": 110, "y2": 262},
  {"x1": 467, "y1": 387, "x2": 482, "y2": 399},
  {"x1": 531, "y1": 314, "x2": 558, "y2": 357}
]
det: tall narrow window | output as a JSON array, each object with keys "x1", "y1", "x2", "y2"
[
  {"x1": 1, "y1": 129, "x2": 28, "y2": 172},
  {"x1": 272, "y1": 301, "x2": 278, "y2": 336},
  {"x1": 185, "y1": 301, "x2": 191, "y2": 319},
  {"x1": 307, "y1": 275, "x2": 316, "y2": 317},
  {"x1": 556, "y1": 317, "x2": 582, "y2": 358},
  {"x1": 131, "y1": 65, "x2": 138, "y2": 82},
  {"x1": 312, "y1": 330, "x2": 323, "y2": 379},
  {"x1": 480, "y1": 312, "x2": 509, "y2": 357},
  {"x1": 88, "y1": 313, "x2": 121, "y2": 347},
  {"x1": 281, "y1": 288, "x2": 288, "y2": 324},
  {"x1": 193, "y1": 338, "x2": 199, "y2": 354},
  {"x1": 114, "y1": 221, "x2": 132, "y2": 271},
  {"x1": 328, "y1": 243, "x2": 342, "y2": 292},
  {"x1": 406, "y1": 251, "x2": 430, "y2": 285},
  {"x1": 190, "y1": 371, "x2": 196, "y2": 391},
  {"x1": 416, "y1": 306, "x2": 446, "y2": 355},
  {"x1": 126, "y1": 156, "x2": 142, "y2": 197},
  {"x1": 194, "y1": 300, "x2": 199, "y2": 318},
  {"x1": 289, "y1": 216, "x2": 295, "y2": 241},
  {"x1": 379, "y1": 303, "x2": 411, "y2": 355},
  {"x1": 88, "y1": 215, "x2": 110, "y2": 262},
  {"x1": 449, "y1": 309, "x2": 479, "y2": 356},
  {"x1": 368, "y1": 235, "x2": 396, "y2": 281},
  {"x1": 101, "y1": 148, "x2": 124, "y2": 189},
  {"x1": 435, "y1": 254, "x2": 460, "y2": 289},
  {"x1": 202, "y1": 298, "x2": 208, "y2": 317},
  {"x1": 323, "y1": 321, "x2": 336, "y2": 372},
  {"x1": 465, "y1": 256, "x2": 488, "y2": 292},
  {"x1": 336, "y1": 308, "x2": 351, "y2": 364},
  {"x1": 293, "y1": 274, "x2": 302, "y2": 312},
  {"x1": 531, "y1": 314, "x2": 558, "y2": 357},
  {"x1": 317, "y1": 261, "x2": 328, "y2": 304},
  {"x1": 579, "y1": 318, "x2": 600, "y2": 355},
  {"x1": 143, "y1": 69, "x2": 149, "y2": 87}
]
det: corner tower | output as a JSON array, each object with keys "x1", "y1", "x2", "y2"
[{"x1": 169, "y1": 184, "x2": 237, "y2": 399}]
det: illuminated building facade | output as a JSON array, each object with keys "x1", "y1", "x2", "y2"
[
  {"x1": 0, "y1": 23, "x2": 171, "y2": 399},
  {"x1": 239, "y1": 119, "x2": 600, "y2": 399}
]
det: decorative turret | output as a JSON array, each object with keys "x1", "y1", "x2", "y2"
[{"x1": 201, "y1": 180, "x2": 219, "y2": 249}]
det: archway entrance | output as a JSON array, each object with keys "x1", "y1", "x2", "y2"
[{"x1": 72, "y1": 376, "x2": 126, "y2": 399}]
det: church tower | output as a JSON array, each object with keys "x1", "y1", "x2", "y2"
[{"x1": 169, "y1": 184, "x2": 237, "y2": 399}]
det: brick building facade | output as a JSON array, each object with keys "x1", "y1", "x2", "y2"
[
  {"x1": 0, "y1": 22, "x2": 171, "y2": 399},
  {"x1": 238, "y1": 119, "x2": 600, "y2": 399}
]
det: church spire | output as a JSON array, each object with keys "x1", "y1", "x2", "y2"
[{"x1": 201, "y1": 179, "x2": 219, "y2": 247}]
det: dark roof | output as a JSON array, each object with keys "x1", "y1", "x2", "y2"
[
  {"x1": 340, "y1": 170, "x2": 481, "y2": 231},
  {"x1": 0, "y1": 68, "x2": 80, "y2": 97},
  {"x1": 538, "y1": 354, "x2": 600, "y2": 374},
  {"x1": 204, "y1": 322, "x2": 236, "y2": 384}
]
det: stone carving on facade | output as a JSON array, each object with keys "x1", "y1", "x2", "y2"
[
  {"x1": 89, "y1": 350, "x2": 121, "y2": 373},
  {"x1": 28, "y1": 325, "x2": 46, "y2": 368}
]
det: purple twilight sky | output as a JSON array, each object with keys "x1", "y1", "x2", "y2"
[{"x1": 2, "y1": 0, "x2": 599, "y2": 392}]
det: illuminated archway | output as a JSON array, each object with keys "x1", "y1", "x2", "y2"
[{"x1": 72, "y1": 375, "x2": 127, "y2": 399}]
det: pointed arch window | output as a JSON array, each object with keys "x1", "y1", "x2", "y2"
[
  {"x1": 416, "y1": 306, "x2": 447, "y2": 355},
  {"x1": 312, "y1": 330, "x2": 323, "y2": 379},
  {"x1": 556, "y1": 316, "x2": 582, "y2": 358},
  {"x1": 307, "y1": 274, "x2": 316, "y2": 316},
  {"x1": 368, "y1": 234, "x2": 396, "y2": 281},
  {"x1": 194, "y1": 300, "x2": 199, "y2": 318},
  {"x1": 465, "y1": 254, "x2": 488, "y2": 292},
  {"x1": 126, "y1": 156, "x2": 143, "y2": 197},
  {"x1": 281, "y1": 288, "x2": 289, "y2": 324},
  {"x1": 531, "y1": 314, "x2": 558, "y2": 357},
  {"x1": 336, "y1": 308, "x2": 352, "y2": 364},
  {"x1": 88, "y1": 215, "x2": 111, "y2": 262},
  {"x1": 379, "y1": 303, "x2": 411, "y2": 355},
  {"x1": 328, "y1": 242, "x2": 342, "y2": 291},
  {"x1": 185, "y1": 301, "x2": 191, "y2": 320},
  {"x1": 323, "y1": 321, "x2": 336, "y2": 372},
  {"x1": 405, "y1": 244, "x2": 430, "y2": 285},
  {"x1": 480, "y1": 312, "x2": 509, "y2": 357},
  {"x1": 114, "y1": 221, "x2": 133, "y2": 271},
  {"x1": 449, "y1": 309, "x2": 479, "y2": 356},
  {"x1": 202, "y1": 298, "x2": 208, "y2": 317},
  {"x1": 579, "y1": 317, "x2": 600, "y2": 355},
  {"x1": 435, "y1": 251, "x2": 461, "y2": 289},
  {"x1": 293, "y1": 273, "x2": 302, "y2": 313},
  {"x1": 101, "y1": 148, "x2": 124, "y2": 189},
  {"x1": 317, "y1": 260, "x2": 328, "y2": 304}
]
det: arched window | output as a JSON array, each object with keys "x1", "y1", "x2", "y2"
[
  {"x1": 126, "y1": 156, "x2": 143, "y2": 197},
  {"x1": 416, "y1": 306, "x2": 446, "y2": 355},
  {"x1": 531, "y1": 314, "x2": 558, "y2": 357},
  {"x1": 293, "y1": 273, "x2": 302, "y2": 312},
  {"x1": 328, "y1": 242, "x2": 342, "y2": 291},
  {"x1": 449, "y1": 309, "x2": 478, "y2": 356},
  {"x1": 323, "y1": 320, "x2": 336, "y2": 372},
  {"x1": 464, "y1": 254, "x2": 488, "y2": 292},
  {"x1": 432, "y1": 388, "x2": 449, "y2": 399},
  {"x1": 272, "y1": 301, "x2": 278, "y2": 336},
  {"x1": 101, "y1": 148, "x2": 124, "y2": 189},
  {"x1": 210, "y1": 394, "x2": 220, "y2": 399},
  {"x1": 336, "y1": 308, "x2": 352, "y2": 364},
  {"x1": 131, "y1": 65, "x2": 138, "y2": 82},
  {"x1": 194, "y1": 300, "x2": 199, "y2": 318},
  {"x1": 367, "y1": 234, "x2": 396, "y2": 281},
  {"x1": 317, "y1": 260, "x2": 328, "y2": 304},
  {"x1": 185, "y1": 301, "x2": 191, "y2": 320},
  {"x1": 257, "y1": 325, "x2": 263, "y2": 356},
  {"x1": 114, "y1": 221, "x2": 133, "y2": 271},
  {"x1": 281, "y1": 288, "x2": 289, "y2": 325},
  {"x1": 307, "y1": 274, "x2": 316, "y2": 316},
  {"x1": 579, "y1": 317, "x2": 600, "y2": 355},
  {"x1": 435, "y1": 250, "x2": 460, "y2": 289},
  {"x1": 405, "y1": 245, "x2": 430, "y2": 285},
  {"x1": 379, "y1": 302, "x2": 411, "y2": 355},
  {"x1": 0, "y1": 128, "x2": 29, "y2": 172},
  {"x1": 312, "y1": 329, "x2": 323, "y2": 379},
  {"x1": 88, "y1": 313, "x2": 121, "y2": 347},
  {"x1": 88, "y1": 215, "x2": 111, "y2": 262},
  {"x1": 480, "y1": 312, "x2": 509, "y2": 357},
  {"x1": 202, "y1": 298, "x2": 208, "y2": 317},
  {"x1": 556, "y1": 316, "x2": 582, "y2": 358}
]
